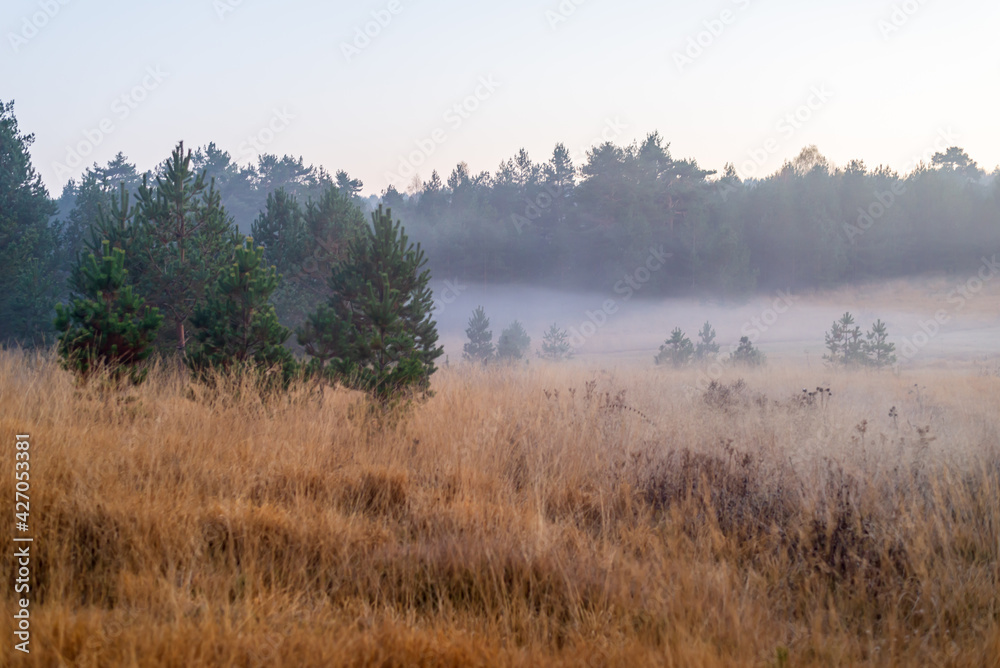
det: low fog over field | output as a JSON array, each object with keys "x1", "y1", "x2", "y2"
[{"x1": 432, "y1": 272, "x2": 1000, "y2": 365}]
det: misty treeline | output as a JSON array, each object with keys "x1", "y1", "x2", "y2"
[
  {"x1": 3, "y1": 96, "x2": 999, "y2": 348},
  {"x1": 384, "y1": 138, "x2": 999, "y2": 294}
]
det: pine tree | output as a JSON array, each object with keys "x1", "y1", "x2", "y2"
[
  {"x1": 54, "y1": 241, "x2": 163, "y2": 384},
  {"x1": 186, "y1": 237, "x2": 297, "y2": 388},
  {"x1": 335, "y1": 170, "x2": 364, "y2": 199},
  {"x1": 694, "y1": 321, "x2": 719, "y2": 360},
  {"x1": 824, "y1": 312, "x2": 865, "y2": 367},
  {"x1": 540, "y1": 323, "x2": 571, "y2": 360},
  {"x1": 297, "y1": 303, "x2": 352, "y2": 378},
  {"x1": 730, "y1": 336, "x2": 765, "y2": 367},
  {"x1": 300, "y1": 185, "x2": 366, "y2": 297},
  {"x1": 655, "y1": 328, "x2": 694, "y2": 367},
  {"x1": 252, "y1": 185, "x2": 365, "y2": 330},
  {"x1": 863, "y1": 319, "x2": 896, "y2": 369},
  {"x1": 497, "y1": 321, "x2": 531, "y2": 361},
  {"x1": 73, "y1": 183, "x2": 143, "y2": 294},
  {"x1": 133, "y1": 142, "x2": 240, "y2": 354},
  {"x1": 251, "y1": 188, "x2": 307, "y2": 277},
  {"x1": 463, "y1": 306, "x2": 494, "y2": 363},
  {"x1": 298, "y1": 205, "x2": 442, "y2": 404},
  {"x1": 0, "y1": 99, "x2": 60, "y2": 346},
  {"x1": 9, "y1": 259, "x2": 60, "y2": 347},
  {"x1": 63, "y1": 154, "x2": 142, "y2": 269}
]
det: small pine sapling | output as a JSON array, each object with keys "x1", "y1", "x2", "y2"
[
  {"x1": 186, "y1": 237, "x2": 298, "y2": 389},
  {"x1": 540, "y1": 323, "x2": 572, "y2": 360},
  {"x1": 730, "y1": 336, "x2": 766, "y2": 367},
  {"x1": 695, "y1": 321, "x2": 720, "y2": 360},
  {"x1": 863, "y1": 318, "x2": 897, "y2": 368},
  {"x1": 463, "y1": 306, "x2": 494, "y2": 363},
  {"x1": 655, "y1": 327, "x2": 694, "y2": 367},
  {"x1": 54, "y1": 241, "x2": 163, "y2": 384},
  {"x1": 496, "y1": 320, "x2": 531, "y2": 362},
  {"x1": 824, "y1": 312, "x2": 865, "y2": 367}
]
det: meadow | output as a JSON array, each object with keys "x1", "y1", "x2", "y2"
[{"x1": 1, "y1": 350, "x2": 998, "y2": 666}]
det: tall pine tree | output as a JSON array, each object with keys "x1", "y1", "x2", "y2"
[
  {"x1": 299, "y1": 205, "x2": 442, "y2": 403},
  {"x1": 0, "y1": 100, "x2": 60, "y2": 345},
  {"x1": 133, "y1": 142, "x2": 239, "y2": 354}
]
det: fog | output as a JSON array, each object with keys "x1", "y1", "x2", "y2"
[{"x1": 431, "y1": 277, "x2": 1000, "y2": 367}]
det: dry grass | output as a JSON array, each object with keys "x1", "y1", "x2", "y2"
[{"x1": 1, "y1": 350, "x2": 998, "y2": 667}]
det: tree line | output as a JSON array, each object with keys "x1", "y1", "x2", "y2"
[
  {"x1": 3, "y1": 99, "x2": 999, "y2": 356},
  {"x1": 3, "y1": 100, "x2": 440, "y2": 401}
]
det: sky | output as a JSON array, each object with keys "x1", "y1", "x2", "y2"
[{"x1": 3, "y1": 0, "x2": 999, "y2": 197}]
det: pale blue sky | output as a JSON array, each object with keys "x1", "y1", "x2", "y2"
[{"x1": 3, "y1": 0, "x2": 998, "y2": 196}]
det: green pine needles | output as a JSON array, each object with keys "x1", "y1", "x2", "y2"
[
  {"x1": 186, "y1": 238, "x2": 298, "y2": 388},
  {"x1": 54, "y1": 241, "x2": 163, "y2": 384},
  {"x1": 299, "y1": 205, "x2": 443, "y2": 404},
  {"x1": 655, "y1": 327, "x2": 694, "y2": 367},
  {"x1": 497, "y1": 321, "x2": 531, "y2": 362},
  {"x1": 463, "y1": 306, "x2": 494, "y2": 364},
  {"x1": 824, "y1": 312, "x2": 896, "y2": 368},
  {"x1": 540, "y1": 324, "x2": 572, "y2": 361}
]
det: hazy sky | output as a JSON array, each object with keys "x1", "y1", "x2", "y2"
[{"x1": 3, "y1": 0, "x2": 998, "y2": 196}]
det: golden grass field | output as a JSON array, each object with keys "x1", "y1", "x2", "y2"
[{"x1": 1, "y1": 350, "x2": 998, "y2": 667}]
